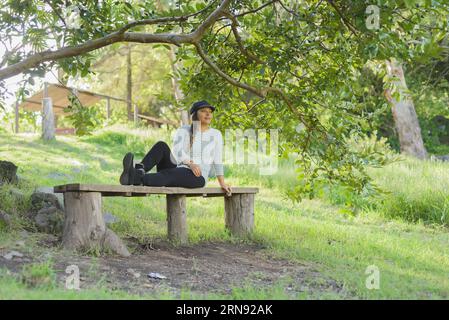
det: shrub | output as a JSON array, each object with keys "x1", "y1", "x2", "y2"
[
  {"x1": 64, "y1": 93, "x2": 104, "y2": 136},
  {"x1": 21, "y1": 261, "x2": 56, "y2": 289},
  {"x1": 379, "y1": 191, "x2": 449, "y2": 226},
  {"x1": 366, "y1": 158, "x2": 449, "y2": 226}
]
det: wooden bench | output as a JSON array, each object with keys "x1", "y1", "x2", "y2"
[{"x1": 54, "y1": 184, "x2": 259, "y2": 256}]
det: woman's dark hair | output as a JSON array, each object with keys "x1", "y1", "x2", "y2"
[{"x1": 189, "y1": 111, "x2": 199, "y2": 149}]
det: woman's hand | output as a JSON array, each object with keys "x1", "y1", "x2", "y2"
[
  {"x1": 220, "y1": 182, "x2": 232, "y2": 196},
  {"x1": 188, "y1": 162, "x2": 202, "y2": 177},
  {"x1": 217, "y1": 175, "x2": 231, "y2": 195}
]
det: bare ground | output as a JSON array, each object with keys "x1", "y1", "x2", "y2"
[{"x1": 0, "y1": 233, "x2": 350, "y2": 299}]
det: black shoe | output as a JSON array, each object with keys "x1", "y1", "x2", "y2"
[
  {"x1": 120, "y1": 152, "x2": 135, "y2": 185},
  {"x1": 135, "y1": 162, "x2": 145, "y2": 171},
  {"x1": 133, "y1": 168, "x2": 145, "y2": 186}
]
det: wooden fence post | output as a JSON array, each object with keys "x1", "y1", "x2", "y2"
[
  {"x1": 14, "y1": 101, "x2": 19, "y2": 134},
  {"x1": 42, "y1": 82, "x2": 55, "y2": 140},
  {"x1": 106, "y1": 97, "x2": 111, "y2": 120},
  {"x1": 134, "y1": 104, "x2": 138, "y2": 126}
]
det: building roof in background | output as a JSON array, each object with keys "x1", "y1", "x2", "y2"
[{"x1": 17, "y1": 83, "x2": 125, "y2": 115}]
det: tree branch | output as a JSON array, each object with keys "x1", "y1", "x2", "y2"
[
  {"x1": 0, "y1": 42, "x2": 24, "y2": 69},
  {"x1": 194, "y1": 41, "x2": 264, "y2": 97},
  {"x1": 43, "y1": 0, "x2": 67, "y2": 28},
  {"x1": 223, "y1": 12, "x2": 265, "y2": 64},
  {"x1": 193, "y1": 42, "x2": 306, "y2": 123},
  {"x1": 0, "y1": 0, "x2": 233, "y2": 81},
  {"x1": 234, "y1": 0, "x2": 279, "y2": 18},
  {"x1": 190, "y1": 0, "x2": 232, "y2": 42},
  {"x1": 326, "y1": 0, "x2": 358, "y2": 37},
  {"x1": 116, "y1": 0, "x2": 220, "y2": 33}
]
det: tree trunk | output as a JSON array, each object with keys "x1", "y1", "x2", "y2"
[
  {"x1": 169, "y1": 46, "x2": 189, "y2": 125},
  {"x1": 385, "y1": 59, "x2": 427, "y2": 159},
  {"x1": 127, "y1": 44, "x2": 133, "y2": 121}
]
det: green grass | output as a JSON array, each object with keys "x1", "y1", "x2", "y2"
[
  {"x1": 0, "y1": 267, "x2": 317, "y2": 300},
  {"x1": 367, "y1": 159, "x2": 449, "y2": 226},
  {"x1": 0, "y1": 124, "x2": 448, "y2": 299},
  {"x1": 0, "y1": 268, "x2": 152, "y2": 299}
]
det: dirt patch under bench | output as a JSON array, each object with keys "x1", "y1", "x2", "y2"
[{"x1": 0, "y1": 234, "x2": 350, "y2": 299}]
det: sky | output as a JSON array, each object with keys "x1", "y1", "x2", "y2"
[
  {"x1": 1, "y1": 28, "x2": 59, "y2": 112},
  {"x1": 0, "y1": 3, "x2": 88, "y2": 113}
]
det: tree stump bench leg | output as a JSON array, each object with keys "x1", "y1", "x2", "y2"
[
  {"x1": 224, "y1": 194, "x2": 255, "y2": 236},
  {"x1": 62, "y1": 192, "x2": 130, "y2": 257},
  {"x1": 166, "y1": 194, "x2": 187, "y2": 244}
]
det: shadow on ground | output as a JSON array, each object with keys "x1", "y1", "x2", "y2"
[{"x1": 0, "y1": 234, "x2": 350, "y2": 299}]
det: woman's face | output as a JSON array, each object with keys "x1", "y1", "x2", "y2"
[{"x1": 197, "y1": 107, "x2": 213, "y2": 125}]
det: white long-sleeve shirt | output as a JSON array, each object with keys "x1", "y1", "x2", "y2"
[{"x1": 171, "y1": 125, "x2": 224, "y2": 185}]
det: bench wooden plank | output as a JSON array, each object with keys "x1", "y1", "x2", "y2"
[
  {"x1": 55, "y1": 183, "x2": 259, "y2": 253},
  {"x1": 54, "y1": 184, "x2": 259, "y2": 196}
]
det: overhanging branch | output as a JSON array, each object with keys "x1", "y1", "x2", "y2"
[
  {"x1": 0, "y1": 0, "x2": 233, "y2": 81},
  {"x1": 326, "y1": 0, "x2": 358, "y2": 36},
  {"x1": 193, "y1": 42, "x2": 307, "y2": 124},
  {"x1": 223, "y1": 12, "x2": 265, "y2": 65}
]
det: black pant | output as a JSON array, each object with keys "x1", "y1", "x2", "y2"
[{"x1": 139, "y1": 141, "x2": 205, "y2": 188}]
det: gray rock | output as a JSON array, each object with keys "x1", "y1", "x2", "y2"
[
  {"x1": 103, "y1": 212, "x2": 119, "y2": 224},
  {"x1": 29, "y1": 188, "x2": 65, "y2": 235},
  {"x1": 0, "y1": 210, "x2": 11, "y2": 226},
  {"x1": 46, "y1": 172, "x2": 74, "y2": 180},
  {"x1": 431, "y1": 154, "x2": 449, "y2": 162},
  {"x1": 72, "y1": 164, "x2": 89, "y2": 173},
  {"x1": 437, "y1": 154, "x2": 449, "y2": 162},
  {"x1": 33, "y1": 208, "x2": 64, "y2": 234},
  {"x1": 37, "y1": 206, "x2": 57, "y2": 216},
  {"x1": 32, "y1": 187, "x2": 64, "y2": 211},
  {"x1": 0, "y1": 160, "x2": 18, "y2": 185},
  {"x1": 3, "y1": 250, "x2": 23, "y2": 260}
]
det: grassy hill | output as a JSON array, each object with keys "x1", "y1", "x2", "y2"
[{"x1": 0, "y1": 125, "x2": 448, "y2": 299}]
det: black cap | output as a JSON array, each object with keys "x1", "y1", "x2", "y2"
[{"x1": 189, "y1": 100, "x2": 215, "y2": 115}]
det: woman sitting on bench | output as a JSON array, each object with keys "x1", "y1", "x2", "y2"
[{"x1": 119, "y1": 100, "x2": 232, "y2": 194}]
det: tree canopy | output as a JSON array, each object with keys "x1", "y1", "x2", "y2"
[{"x1": 1, "y1": 0, "x2": 448, "y2": 199}]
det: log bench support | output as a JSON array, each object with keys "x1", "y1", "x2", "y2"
[
  {"x1": 166, "y1": 195, "x2": 187, "y2": 244},
  {"x1": 166, "y1": 193, "x2": 255, "y2": 243},
  {"x1": 224, "y1": 193, "x2": 255, "y2": 237},
  {"x1": 54, "y1": 184, "x2": 258, "y2": 256},
  {"x1": 62, "y1": 192, "x2": 130, "y2": 257}
]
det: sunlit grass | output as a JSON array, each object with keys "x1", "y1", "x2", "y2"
[{"x1": 1, "y1": 125, "x2": 449, "y2": 299}]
